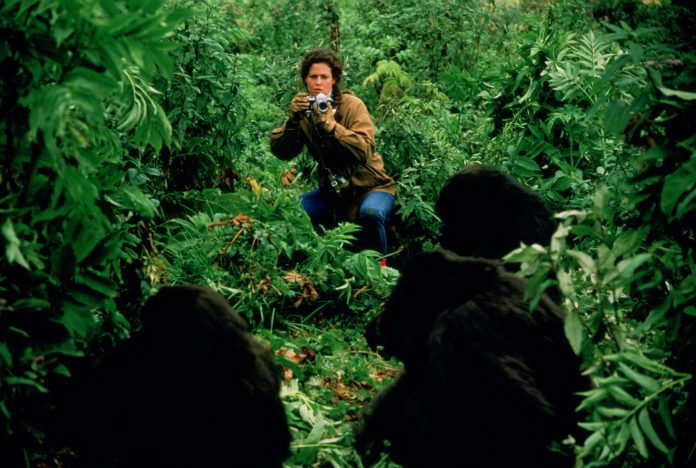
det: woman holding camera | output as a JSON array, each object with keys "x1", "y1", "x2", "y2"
[{"x1": 270, "y1": 48, "x2": 396, "y2": 257}]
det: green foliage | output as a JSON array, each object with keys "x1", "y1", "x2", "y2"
[
  {"x1": 507, "y1": 188, "x2": 693, "y2": 465},
  {"x1": 0, "y1": 0, "x2": 189, "y2": 458},
  {"x1": 161, "y1": 187, "x2": 397, "y2": 327},
  {"x1": 495, "y1": 6, "x2": 695, "y2": 466},
  {"x1": 154, "y1": 0, "x2": 254, "y2": 191},
  {"x1": 2, "y1": 0, "x2": 695, "y2": 466},
  {"x1": 577, "y1": 351, "x2": 690, "y2": 465},
  {"x1": 259, "y1": 324, "x2": 399, "y2": 468},
  {"x1": 478, "y1": 23, "x2": 646, "y2": 206},
  {"x1": 362, "y1": 60, "x2": 413, "y2": 108},
  {"x1": 346, "y1": 0, "x2": 489, "y2": 81},
  {"x1": 506, "y1": 30, "x2": 696, "y2": 462}
]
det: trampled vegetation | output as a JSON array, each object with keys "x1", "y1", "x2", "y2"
[{"x1": 1, "y1": 0, "x2": 694, "y2": 466}]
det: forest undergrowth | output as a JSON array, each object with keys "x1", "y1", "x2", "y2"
[{"x1": 1, "y1": 0, "x2": 695, "y2": 466}]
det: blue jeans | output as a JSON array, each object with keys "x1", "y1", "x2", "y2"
[{"x1": 300, "y1": 189, "x2": 395, "y2": 255}]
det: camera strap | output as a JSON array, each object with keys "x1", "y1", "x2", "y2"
[
  {"x1": 310, "y1": 121, "x2": 336, "y2": 180},
  {"x1": 308, "y1": 121, "x2": 351, "y2": 226}
]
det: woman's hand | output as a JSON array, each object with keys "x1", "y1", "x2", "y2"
[
  {"x1": 312, "y1": 102, "x2": 336, "y2": 133},
  {"x1": 289, "y1": 92, "x2": 309, "y2": 119}
]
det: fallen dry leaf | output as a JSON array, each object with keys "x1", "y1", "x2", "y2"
[
  {"x1": 353, "y1": 284, "x2": 370, "y2": 298},
  {"x1": 281, "y1": 168, "x2": 297, "y2": 187},
  {"x1": 327, "y1": 376, "x2": 358, "y2": 402},
  {"x1": 247, "y1": 177, "x2": 261, "y2": 194},
  {"x1": 283, "y1": 271, "x2": 319, "y2": 307},
  {"x1": 276, "y1": 346, "x2": 316, "y2": 365},
  {"x1": 283, "y1": 367, "x2": 293, "y2": 384}
]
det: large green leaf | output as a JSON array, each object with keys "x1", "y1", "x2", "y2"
[
  {"x1": 75, "y1": 270, "x2": 118, "y2": 299},
  {"x1": 564, "y1": 309, "x2": 583, "y2": 355},
  {"x1": 661, "y1": 157, "x2": 696, "y2": 220},
  {"x1": 105, "y1": 185, "x2": 157, "y2": 217},
  {"x1": 629, "y1": 414, "x2": 649, "y2": 458},
  {"x1": 567, "y1": 249, "x2": 596, "y2": 277},
  {"x1": 618, "y1": 363, "x2": 660, "y2": 393},
  {"x1": 56, "y1": 302, "x2": 97, "y2": 339},
  {"x1": 2, "y1": 219, "x2": 30, "y2": 270},
  {"x1": 638, "y1": 407, "x2": 670, "y2": 455},
  {"x1": 657, "y1": 86, "x2": 696, "y2": 101}
]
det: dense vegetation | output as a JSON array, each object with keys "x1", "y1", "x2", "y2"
[{"x1": 1, "y1": 0, "x2": 694, "y2": 466}]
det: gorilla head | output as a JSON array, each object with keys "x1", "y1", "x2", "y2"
[
  {"x1": 435, "y1": 164, "x2": 556, "y2": 259},
  {"x1": 60, "y1": 285, "x2": 291, "y2": 468}
]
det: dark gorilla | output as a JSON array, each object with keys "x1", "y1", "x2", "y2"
[
  {"x1": 435, "y1": 164, "x2": 556, "y2": 260},
  {"x1": 60, "y1": 285, "x2": 290, "y2": 468},
  {"x1": 358, "y1": 250, "x2": 589, "y2": 467}
]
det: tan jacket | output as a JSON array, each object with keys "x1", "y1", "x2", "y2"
[{"x1": 270, "y1": 92, "x2": 396, "y2": 220}]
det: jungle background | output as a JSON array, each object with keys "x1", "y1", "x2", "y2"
[{"x1": 1, "y1": 0, "x2": 695, "y2": 466}]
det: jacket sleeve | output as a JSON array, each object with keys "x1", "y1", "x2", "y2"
[
  {"x1": 270, "y1": 118, "x2": 305, "y2": 161},
  {"x1": 330, "y1": 97, "x2": 375, "y2": 164}
]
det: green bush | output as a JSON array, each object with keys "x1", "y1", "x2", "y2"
[{"x1": 2, "y1": 0, "x2": 694, "y2": 466}]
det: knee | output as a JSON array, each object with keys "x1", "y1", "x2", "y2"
[{"x1": 359, "y1": 206, "x2": 382, "y2": 223}]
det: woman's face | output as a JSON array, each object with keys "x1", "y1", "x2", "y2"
[{"x1": 304, "y1": 62, "x2": 335, "y2": 96}]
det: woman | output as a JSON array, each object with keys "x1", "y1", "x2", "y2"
[{"x1": 270, "y1": 48, "x2": 396, "y2": 256}]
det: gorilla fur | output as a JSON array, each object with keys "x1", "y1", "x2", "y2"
[
  {"x1": 61, "y1": 285, "x2": 290, "y2": 468},
  {"x1": 358, "y1": 250, "x2": 589, "y2": 467},
  {"x1": 435, "y1": 164, "x2": 556, "y2": 260}
]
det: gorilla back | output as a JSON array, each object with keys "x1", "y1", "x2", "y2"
[
  {"x1": 61, "y1": 285, "x2": 291, "y2": 468},
  {"x1": 359, "y1": 250, "x2": 589, "y2": 467}
]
